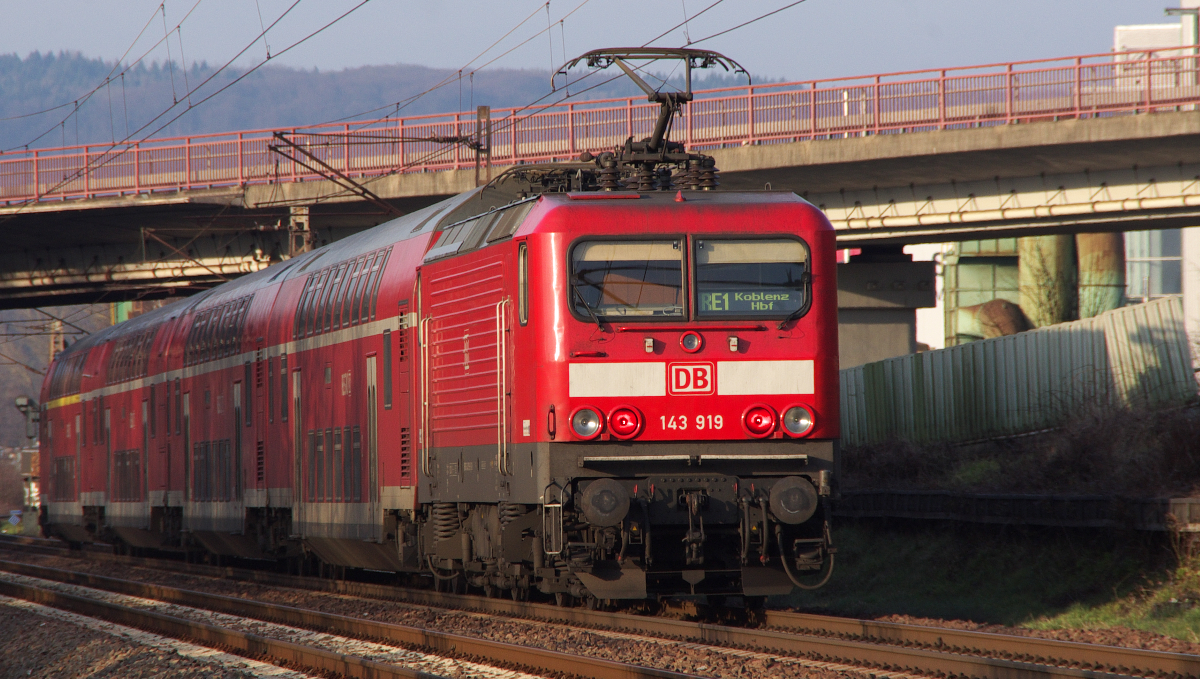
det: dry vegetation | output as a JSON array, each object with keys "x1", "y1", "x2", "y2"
[
  {"x1": 842, "y1": 404, "x2": 1200, "y2": 497},
  {"x1": 0, "y1": 459, "x2": 24, "y2": 512}
]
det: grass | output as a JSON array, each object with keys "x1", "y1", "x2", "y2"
[
  {"x1": 820, "y1": 404, "x2": 1200, "y2": 640},
  {"x1": 1022, "y1": 534, "x2": 1200, "y2": 642},
  {"x1": 778, "y1": 520, "x2": 1200, "y2": 640}
]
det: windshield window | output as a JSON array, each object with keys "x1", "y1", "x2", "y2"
[
  {"x1": 695, "y1": 239, "x2": 808, "y2": 317},
  {"x1": 571, "y1": 240, "x2": 684, "y2": 318}
]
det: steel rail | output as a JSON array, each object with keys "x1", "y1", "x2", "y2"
[
  {"x1": 763, "y1": 610, "x2": 1200, "y2": 679},
  {"x1": 0, "y1": 552, "x2": 1156, "y2": 679},
  {"x1": 4, "y1": 535, "x2": 1194, "y2": 677},
  {"x1": 0, "y1": 559, "x2": 695, "y2": 679},
  {"x1": 0, "y1": 577, "x2": 458, "y2": 679}
]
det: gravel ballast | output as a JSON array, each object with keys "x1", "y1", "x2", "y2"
[
  {"x1": 0, "y1": 592, "x2": 317, "y2": 679},
  {"x1": 0, "y1": 552, "x2": 876, "y2": 679}
]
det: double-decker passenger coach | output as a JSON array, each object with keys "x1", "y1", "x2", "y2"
[{"x1": 39, "y1": 49, "x2": 839, "y2": 604}]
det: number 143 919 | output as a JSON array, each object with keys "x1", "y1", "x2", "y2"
[{"x1": 660, "y1": 414, "x2": 724, "y2": 430}]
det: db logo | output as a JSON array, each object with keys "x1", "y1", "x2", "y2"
[{"x1": 668, "y1": 362, "x2": 715, "y2": 395}]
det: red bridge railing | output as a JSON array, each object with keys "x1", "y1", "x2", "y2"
[{"x1": 2, "y1": 46, "x2": 1199, "y2": 206}]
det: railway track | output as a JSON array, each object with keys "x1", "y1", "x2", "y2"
[
  {"x1": 0, "y1": 557, "x2": 700, "y2": 679},
  {"x1": 2, "y1": 534, "x2": 1194, "y2": 679}
]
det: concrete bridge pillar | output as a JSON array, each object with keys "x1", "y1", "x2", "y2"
[
  {"x1": 1018, "y1": 235, "x2": 1077, "y2": 327},
  {"x1": 1076, "y1": 232, "x2": 1125, "y2": 319},
  {"x1": 837, "y1": 247, "x2": 936, "y2": 369}
]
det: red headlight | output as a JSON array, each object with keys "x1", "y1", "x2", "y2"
[
  {"x1": 742, "y1": 404, "x2": 777, "y2": 438},
  {"x1": 607, "y1": 405, "x2": 643, "y2": 439}
]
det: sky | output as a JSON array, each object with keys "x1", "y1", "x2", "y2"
[{"x1": 0, "y1": 0, "x2": 1183, "y2": 84}]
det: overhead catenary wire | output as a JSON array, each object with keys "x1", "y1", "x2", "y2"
[
  {"x1": 642, "y1": 0, "x2": 725, "y2": 46},
  {"x1": 3, "y1": 0, "x2": 208, "y2": 153},
  {"x1": 319, "y1": 0, "x2": 592, "y2": 130},
  {"x1": 163, "y1": 2, "x2": 180, "y2": 104},
  {"x1": 273, "y1": 1, "x2": 773, "y2": 206},
  {"x1": 177, "y1": 25, "x2": 194, "y2": 107},
  {"x1": 307, "y1": 3, "x2": 795, "y2": 202},
  {"x1": 254, "y1": 0, "x2": 272, "y2": 59},
  {"x1": 22, "y1": 1, "x2": 787, "y2": 218},
  {"x1": 268, "y1": 67, "x2": 624, "y2": 209},
  {"x1": 12, "y1": 1, "x2": 803, "y2": 346},
  {"x1": 312, "y1": 2, "x2": 553, "y2": 127},
  {"x1": 680, "y1": 0, "x2": 692, "y2": 44},
  {"x1": 687, "y1": 0, "x2": 808, "y2": 45},
  {"x1": 0, "y1": 2, "x2": 164, "y2": 124},
  {"x1": 0, "y1": 0, "x2": 365, "y2": 223}
]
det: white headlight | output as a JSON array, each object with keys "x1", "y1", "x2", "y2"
[
  {"x1": 571, "y1": 408, "x2": 602, "y2": 438},
  {"x1": 782, "y1": 405, "x2": 815, "y2": 436}
]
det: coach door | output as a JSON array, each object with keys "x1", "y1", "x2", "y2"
[
  {"x1": 366, "y1": 355, "x2": 379, "y2": 538},
  {"x1": 104, "y1": 406, "x2": 111, "y2": 501},
  {"x1": 233, "y1": 381, "x2": 244, "y2": 522},
  {"x1": 419, "y1": 247, "x2": 515, "y2": 487},
  {"x1": 291, "y1": 368, "x2": 304, "y2": 532},
  {"x1": 395, "y1": 303, "x2": 414, "y2": 490},
  {"x1": 142, "y1": 400, "x2": 150, "y2": 506},
  {"x1": 74, "y1": 414, "x2": 81, "y2": 502},
  {"x1": 254, "y1": 345, "x2": 265, "y2": 497}
]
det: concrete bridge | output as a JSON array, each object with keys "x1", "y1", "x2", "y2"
[{"x1": 1, "y1": 46, "x2": 1198, "y2": 309}]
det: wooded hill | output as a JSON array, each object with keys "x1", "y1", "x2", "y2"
[{"x1": 0, "y1": 51, "x2": 759, "y2": 152}]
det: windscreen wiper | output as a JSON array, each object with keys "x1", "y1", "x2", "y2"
[
  {"x1": 776, "y1": 272, "x2": 812, "y2": 330},
  {"x1": 571, "y1": 280, "x2": 604, "y2": 329}
]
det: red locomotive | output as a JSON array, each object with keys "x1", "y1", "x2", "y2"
[{"x1": 39, "y1": 50, "x2": 839, "y2": 603}]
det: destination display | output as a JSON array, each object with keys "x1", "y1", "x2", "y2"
[{"x1": 699, "y1": 289, "x2": 800, "y2": 314}]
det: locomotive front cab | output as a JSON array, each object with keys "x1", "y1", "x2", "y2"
[{"x1": 531, "y1": 191, "x2": 839, "y2": 601}]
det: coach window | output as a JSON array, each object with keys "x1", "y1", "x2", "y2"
[
  {"x1": 329, "y1": 263, "x2": 348, "y2": 331},
  {"x1": 570, "y1": 240, "x2": 684, "y2": 320},
  {"x1": 369, "y1": 248, "x2": 392, "y2": 321},
  {"x1": 217, "y1": 304, "x2": 232, "y2": 357},
  {"x1": 341, "y1": 258, "x2": 363, "y2": 328},
  {"x1": 694, "y1": 238, "x2": 810, "y2": 319},
  {"x1": 518, "y1": 243, "x2": 528, "y2": 325},
  {"x1": 327, "y1": 264, "x2": 347, "y2": 332},
  {"x1": 200, "y1": 308, "x2": 216, "y2": 362},
  {"x1": 295, "y1": 275, "x2": 315, "y2": 338},
  {"x1": 351, "y1": 254, "x2": 374, "y2": 324},
  {"x1": 307, "y1": 269, "x2": 330, "y2": 337}
]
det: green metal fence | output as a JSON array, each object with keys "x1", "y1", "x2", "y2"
[{"x1": 840, "y1": 297, "x2": 1197, "y2": 446}]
